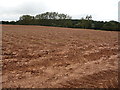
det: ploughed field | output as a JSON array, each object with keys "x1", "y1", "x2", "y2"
[{"x1": 2, "y1": 25, "x2": 119, "y2": 88}]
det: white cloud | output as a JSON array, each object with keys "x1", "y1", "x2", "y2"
[
  {"x1": 0, "y1": 0, "x2": 119, "y2": 21},
  {"x1": 118, "y1": 1, "x2": 120, "y2": 22}
]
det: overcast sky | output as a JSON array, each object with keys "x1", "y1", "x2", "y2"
[{"x1": 0, "y1": 0, "x2": 119, "y2": 21}]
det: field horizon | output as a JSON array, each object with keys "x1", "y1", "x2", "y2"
[{"x1": 2, "y1": 24, "x2": 119, "y2": 32}]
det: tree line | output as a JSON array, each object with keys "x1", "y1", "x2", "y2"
[{"x1": 2, "y1": 12, "x2": 120, "y2": 31}]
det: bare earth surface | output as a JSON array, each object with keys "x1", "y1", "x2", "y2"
[{"x1": 2, "y1": 25, "x2": 119, "y2": 88}]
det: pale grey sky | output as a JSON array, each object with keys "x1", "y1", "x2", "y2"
[
  {"x1": 0, "y1": 0, "x2": 119, "y2": 21},
  {"x1": 118, "y1": 1, "x2": 120, "y2": 22}
]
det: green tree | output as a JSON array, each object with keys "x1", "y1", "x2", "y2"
[
  {"x1": 78, "y1": 15, "x2": 92, "y2": 29},
  {"x1": 102, "y1": 21, "x2": 118, "y2": 30},
  {"x1": 19, "y1": 15, "x2": 34, "y2": 25},
  {"x1": 35, "y1": 12, "x2": 72, "y2": 20}
]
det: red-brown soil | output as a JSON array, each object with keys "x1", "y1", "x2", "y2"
[{"x1": 2, "y1": 25, "x2": 119, "y2": 88}]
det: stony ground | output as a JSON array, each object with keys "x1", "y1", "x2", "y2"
[{"x1": 2, "y1": 25, "x2": 119, "y2": 88}]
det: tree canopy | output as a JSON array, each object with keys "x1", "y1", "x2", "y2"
[
  {"x1": 2, "y1": 12, "x2": 120, "y2": 31},
  {"x1": 35, "y1": 12, "x2": 72, "y2": 20}
]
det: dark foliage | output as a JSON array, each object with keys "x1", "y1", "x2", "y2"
[{"x1": 1, "y1": 12, "x2": 120, "y2": 31}]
